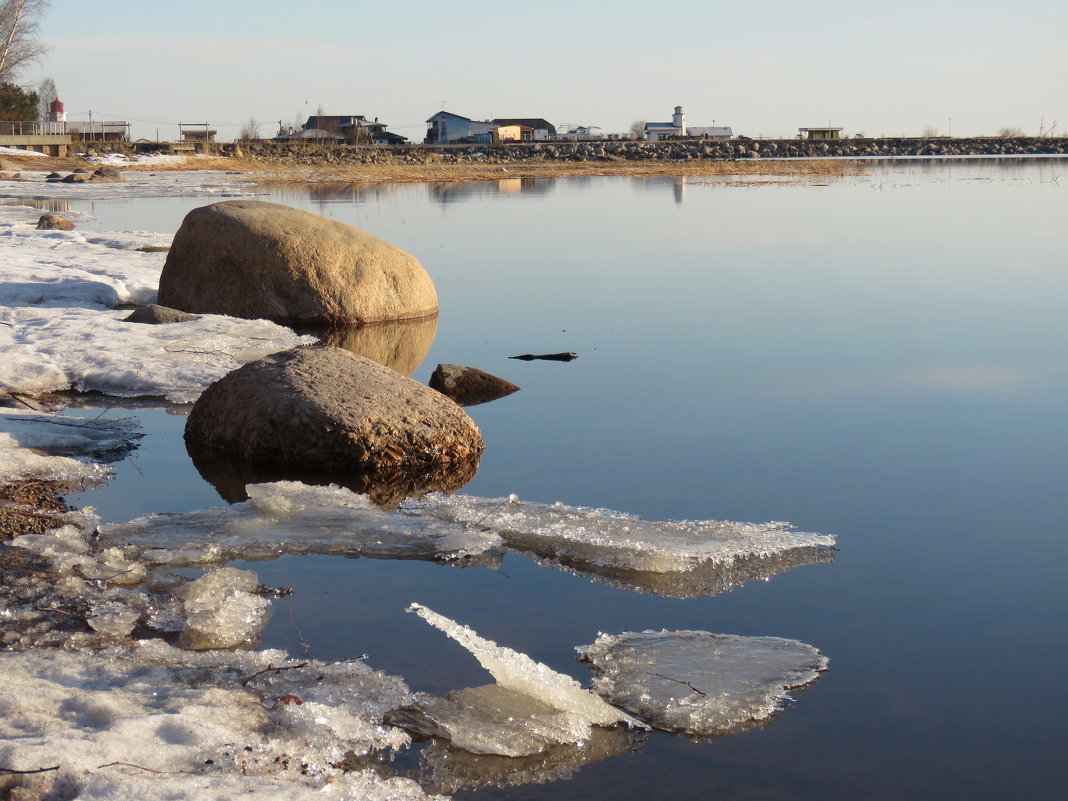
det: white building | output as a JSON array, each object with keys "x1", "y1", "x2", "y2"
[{"x1": 643, "y1": 106, "x2": 731, "y2": 141}]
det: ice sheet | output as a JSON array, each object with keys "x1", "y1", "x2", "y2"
[
  {"x1": 578, "y1": 630, "x2": 829, "y2": 736},
  {"x1": 0, "y1": 165, "x2": 254, "y2": 199},
  {"x1": 403, "y1": 604, "x2": 640, "y2": 756},
  {"x1": 95, "y1": 481, "x2": 504, "y2": 566},
  {"x1": 0, "y1": 408, "x2": 141, "y2": 459},
  {"x1": 407, "y1": 493, "x2": 836, "y2": 585}
]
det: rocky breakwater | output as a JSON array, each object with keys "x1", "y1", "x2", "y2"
[
  {"x1": 185, "y1": 346, "x2": 484, "y2": 507},
  {"x1": 157, "y1": 200, "x2": 437, "y2": 325},
  {"x1": 213, "y1": 136, "x2": 1068, "y2": 167}
]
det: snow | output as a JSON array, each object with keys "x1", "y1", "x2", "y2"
[
  {"x1": 407, "y1": 493, "x2": 836, "y2": 595},
  {"x1": 0, "y1": 645, "x2": 437, "y2": 801},
  {"x1": 96, "y1": 482, "x2": 505, "y2": 566},
  {"x1": 0, "y1": 408, "x2": 135, "y2": 485},
  {"x1": 0, "y1": 146, "x2": 47, "y2": 157},
  {"x1": 0, "y1": 201, "x2": 314, "y2": 402},
  {"x1": 577, "y1": 630, "x2": 829, "y2": 736},
  {"x1": 402, "y1": 604, "x2": 640, "y2": 757},
  {"x1": 0, "y1": 167, "x2": 254, "y2": 200}
]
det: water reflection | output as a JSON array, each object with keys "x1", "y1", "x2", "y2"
[
  {"x1": 299, "y1": 315, "x2": 438, "y2": 376},
  {"x1": 186, "y1": 439, "x2": 479, "y2": 510},
  {"x1": 417, "y1": 728, "x2": 648, "y2": 794},
  {"x1": 522, "y1": 546, "x2": 836, "y2": 600},
  {"x1": 426, "y1": 177, "x2": 556, "y2": 204},
  {"x1": 1, "y1": 198, "x2": 71, "y2": 212}
]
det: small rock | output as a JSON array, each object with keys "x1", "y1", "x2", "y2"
[
  {"x1": 36, "y1": 213, "x2": 75, "y2": 230},
  {"x1": 429, "y1": 363, "x2": 520, "y2": 406},
  {"x1": 124, "y1": 304, "x2": 201, "y2": 324}
]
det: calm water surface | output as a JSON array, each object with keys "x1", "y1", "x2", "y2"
[{"x1": 67, "y1": 159, "x2": 1067, "y2": 800}]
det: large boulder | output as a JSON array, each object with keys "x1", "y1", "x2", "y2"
[
  {"x1": 36, "y1": 213, "x2": 75, "y2": 231},
  {"x1": 185, "y1": 346, "x2": 483, "y2": 491},
  {"x1": 157, "y1": 200, "x2": 438, "y2": 325}
]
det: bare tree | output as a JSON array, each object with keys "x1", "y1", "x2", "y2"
[
  {"x1": 0, "y1": 0, "x2": 50, "y2": 83},
  {"x1": 238, "y1": 116, "x2": 261, "y2": 141},
  {"x1": 629, "y1": 120, "x2": 646, "y2": 140},
  {"x1": 995, "y1": 126, "x2": 1026, "y2": 138},
  {"x1": 921, "y1": 125, "x2": 939, "y2": 139},
  {"x1": 35, "y1": 74, "x2": 54, "y2": 119}
]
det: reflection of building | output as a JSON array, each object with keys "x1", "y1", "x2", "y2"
[
  {"x1": 799, "y1": 127, "x2": 843, "y2": 140},
  {"x1": 644, "y1": 106, "x2": 731, "y2": 141},
  {"x1": 427, "y1": 177, "x2": 555, "y2": 203}
]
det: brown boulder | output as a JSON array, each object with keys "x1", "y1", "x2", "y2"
[
  {"x1": 36, "y1": 213, "x2": 75, "y2": 230},
  {"x1": 157, "y1": 200, "x2": 438, "y2": 325},
  {"x1": 429, "y1": 363, "x2": 520, "y2": 406},
  {"x1": 185, "y1": 345, "x2": 482, "y2": 480}
]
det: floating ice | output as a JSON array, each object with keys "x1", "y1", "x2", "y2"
[
  {"x1": 0, "y1": 408, "x2": 141, "y2": 459},
  {"x1": 407, "y1": 493, "x2": 836, "y2": 596},
  {"x1": 96, "y1": 481, "x2": 504, "y2": 567},
  {"x1": 174, "y1": 567, "x2": 270, "y2": 650},
  {"x1": 0, "y1": 644, "x2": 437, "y2": 801},
  {"x1": 577, "y1": 630, "x2": 829, "y2": 736},
  {"x1": 401, "y1": 603, "x2": 640, "y2": 757}
]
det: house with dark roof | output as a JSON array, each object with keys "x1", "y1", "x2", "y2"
[{"x1": 289, "y1": 115, "x2": 407, "y2": 145}]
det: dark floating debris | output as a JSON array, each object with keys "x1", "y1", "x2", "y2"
[{"x1": 509, "y1": 352, "x2": 579, "y2": 362}]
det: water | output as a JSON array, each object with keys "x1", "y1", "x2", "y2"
[{"x1": 64, "y1": 158, "x2": 1067, "y2": 799}]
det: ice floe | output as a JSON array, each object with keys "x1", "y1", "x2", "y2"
[
  {"x1": 407, "y1": 493, "x2": 836, "y2": 597},
  {"x1": 392, "y1": 604, "x2": 641, "y2": 757},
  {"x1": 578, "y1": 630, "x2": 829, "y2": 736},
  {"x1": 96, "y1": 481, "x2": 504, "y2": 566}
]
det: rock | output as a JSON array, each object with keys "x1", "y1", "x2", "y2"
[
  {"x1": 45, "y1": 172, "x2": 62, "y2": 180},
  {"x1": 35, "y1": 213, "x2": 75, "y2": 230},
  {"x1": 185, "y1": 345, "x2": 483, "y2": 484},
  {"x1": 429, "y1": 363, "x2": 520, "y2": 406},
  {"x1": 509, "y1": 352, "x2": 578, "y2": 362},
  {"x1": 124, "y1": 304, "x2": 201, "y2": 324},
  {"x1": 89, "y1": 166, "x2": 124, "y2": 182},
  {"x1": 60, "y1": 173, "x2": 88, "y2": 183},
  {"x1": 157, "y1": 199, "x2": 438, "y2": 325}
]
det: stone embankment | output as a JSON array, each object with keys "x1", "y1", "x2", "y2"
[{"x1": 103, "y1": 136, "x2": 1068, "y2": 166}]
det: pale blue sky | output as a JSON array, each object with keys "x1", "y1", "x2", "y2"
[{"x1": 26, "y1": 0, "x2": 1068, "y2": 141}]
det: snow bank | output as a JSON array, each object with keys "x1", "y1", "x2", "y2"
[
  {"x1": 0, "y1": 168, "x2": 253, "y2": 199},
  {"x1": 96, "y1": 482, "x2": 504, "y2": 565},
  {"x1": 398, "y1": 604, "x2": 640, "y2": 757},
  {"x1": 578, "y1": 630, "x2": 828, "y2": 736},
  {"x1": 407, "y1": 493, "x2": 836, "y2": 596}
]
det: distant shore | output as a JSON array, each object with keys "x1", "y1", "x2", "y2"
[{"x1": 3, "y1": 135, "x2": 1066, "y2": 184}]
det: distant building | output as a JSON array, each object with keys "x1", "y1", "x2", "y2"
[
  {"x1": 799, "y1": 127, "x2": 843, "y2": 140},
  {"x1": 643, "y1": 106, "x2": 732, "y2": 141},
  {"x1": 425, "y1": 111, "x2": 555, "y2": 144},
  {"x1": 296, "y1": 115, "x2": 407, "y2": 145},
  {"x1": 68, "y1": 120, "x2": 131, "y2": 142},
  {"x1": 181, "y1": 127, "x2": 217, "y2": 143}
]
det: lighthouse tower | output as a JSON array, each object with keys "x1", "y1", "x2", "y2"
[
  {"x1": 47, "y1": 98, "x2": 65, "y2": 123},
  {"x1": 672, "y1": 105, "x2": 686, "y2": 136}
]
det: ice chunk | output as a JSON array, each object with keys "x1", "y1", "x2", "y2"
[
  {"x1": 96, "y1": 481, "x2": 503, "y2": 567},
  {"x1": 403, "y1": 603, "x2": 640, "y2": 756},
  {"x1": 86, "y1": 601, "x2": 141, "y2": 637},
  {"x1": 174, "y1": 567, "x2": 269, "y2": 650},
  {"x1": 0, "y1": 408, "x2": 141, "y2": 460},
  {"x1": 577, "y1": 630, "x2": 829, "y2": 736},
  {"x1": 406, "y1": 493, "x2": 836, "y2": 595}
]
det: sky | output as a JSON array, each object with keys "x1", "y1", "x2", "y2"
[{"x1": 23, "y1": 0, "x2": 1068, "y2": 142}]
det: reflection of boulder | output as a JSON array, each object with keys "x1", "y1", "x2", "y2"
[
  {"x1": 186, "y1": 437, "x2": 478, "y2": 510},
  {"x1": 158, "y1": 200, "x2": 438, "y2": 325},
  {"x1": 312, "y1": 316, "x2": 438, "y2": 376},
  {"x1": 429, "y1": 363, "x2": 519, "y2": 406},
  {"x1": 184, "y1": 346, "x2": 483, "y2": 508},
  {"x1": 416, "y1": 727, "x2": 646, "y2": 795}
]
